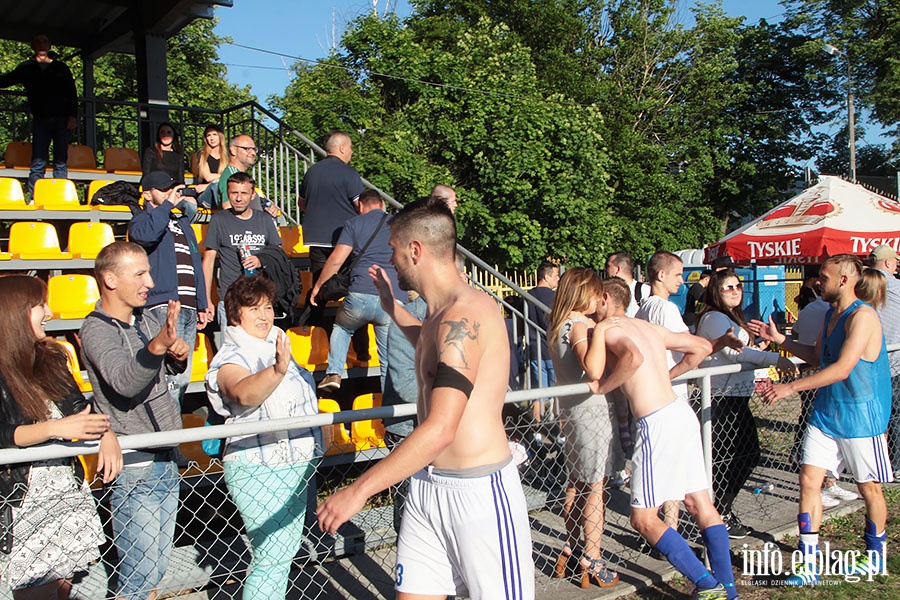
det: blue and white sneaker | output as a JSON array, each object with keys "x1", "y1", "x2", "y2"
[
  {"x1": 843, "y1": 553, "x2": 883, "y2": 577},
  {"x1": 784, "y1": 563, "x2": 819, "y2": 586}
]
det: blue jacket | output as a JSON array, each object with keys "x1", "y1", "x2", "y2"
[{"x1": 127, "y1": 200, "x2": 208, "y2": 311}]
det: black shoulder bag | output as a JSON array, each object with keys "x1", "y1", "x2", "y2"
[{"x1": 316, "y1": 212, "x2": 389, "y2": 303}]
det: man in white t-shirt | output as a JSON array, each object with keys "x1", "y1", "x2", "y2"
[{"x1": 606, "y1": 251, "x2": 650, "y2": 317}]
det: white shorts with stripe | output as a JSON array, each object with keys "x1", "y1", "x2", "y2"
[
  {"x1": 631, "y1": 398, "x2": 710, "y2": 509},
  {"x1": 802, "y1": 425, "x2": 894, "y2": 483},
  {"x1": 395, "y1": 458, "x2": 535, "y2": 599}
]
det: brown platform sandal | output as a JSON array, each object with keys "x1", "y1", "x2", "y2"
[
  {"x1": 554, "y1": 542, "x2": 573, "y2": 579},
  {"x1": 580, "y1": 557, "x2": 619, "y2": 588}
]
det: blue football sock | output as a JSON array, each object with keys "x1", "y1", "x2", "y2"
[
  {"x1": 702, "y1": 524, "x2": 736, "y2": 599},
  {"x1": 654, "y1": 527, "x2": 716, "y2": 587},
  {"x1": 863, "y1": 517, "x2": 886, "y2": 555}
]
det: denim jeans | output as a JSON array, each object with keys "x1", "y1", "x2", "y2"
[
  {"x1": 29, "y1": 115, "x2": 71, "y2": 195},
  {"x1": 223, "y1": 457, "x2": 316, "y2": 600},
  {"x1": 147, "y1": 304, "x2": 197, "y2": 405},
  {"x1": 529, "y1": 358, "x2": 555, "y2": 389},
  {"x1": 326, "y1": 292, "x2": 390, "y2": 386},
  {"x1": 110, "y1": 458, "x2": 179, "y2": 600}
]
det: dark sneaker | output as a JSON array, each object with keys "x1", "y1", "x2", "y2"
[
  {"x1": 692, "y1": 583, "x2": 727, "y2": 599},
  {"x1": 317, "y1": 373, "x2": 341, "y2": 392},
  {"x1": 723, "y1": 513, "x2": 750, "y2": 539}
]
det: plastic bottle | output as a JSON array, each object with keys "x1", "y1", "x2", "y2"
[
  {"x1": 239, "y1": 244, "x2": 258, "y2": 276},
  {"x1": 753, "y1": 482, "x2": 775, "y2": 495}
]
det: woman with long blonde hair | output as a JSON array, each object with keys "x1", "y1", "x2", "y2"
[
  {"x1": 549, "y1": 267, "x2": 623, "y2": 589},
  {"x1": 194, "y1": 124, "x2": 229, "y2": 185}
]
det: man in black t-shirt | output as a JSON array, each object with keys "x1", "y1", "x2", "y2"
[
  {"x1": 683, "y1": 269, "x2": 711, "y2": 327},
  {"x1": 526, "y1": 261, "x2": 559, "y2": 421}
]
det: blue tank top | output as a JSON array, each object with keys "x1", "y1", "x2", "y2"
[{"x1": 809, "y1": 299, "x2": 891, "y2": 438}]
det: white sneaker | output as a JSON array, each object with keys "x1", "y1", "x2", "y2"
[
  {"x1": 823, "y1": 484, "x2": 859, "y2": 502},
  {"x1": 820, "y1": 490, "x2": 839, "y2": 508}
]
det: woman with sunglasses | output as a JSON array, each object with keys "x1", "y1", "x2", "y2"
[{"x1": 695, "y1": 268, "x2": 795, "y2": 539}]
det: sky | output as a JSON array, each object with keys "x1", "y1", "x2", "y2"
[{"x1": 215, "y1": 0, "x2": 787, "y2": 105}]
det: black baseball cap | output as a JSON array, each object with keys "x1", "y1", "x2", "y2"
[
  {"x1": 140, "y1": 171, "x2": 177, "y2": 192},
  {"x1": 711, "y1": 255, "x2": 736, "y2": 270}
]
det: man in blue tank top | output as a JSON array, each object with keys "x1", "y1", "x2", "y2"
[{"x1": 751, "y1": 254, "x2": 892, "y2": 585}]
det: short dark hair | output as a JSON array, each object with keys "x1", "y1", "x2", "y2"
[
  {"x1": 606, "y1": 252, "x2": 635, "y2": 273},
  {"x1": 224, "y1": 275, "x2": 277, "y2": 326},
  {"x1": 94, "y1": 241, "x2": 146, "y2": 280},
  {"x1": 646, "y1": 251, "x2": 681, "y2": 282},
  {"x1": 390, "y1": 196, "x2": 457, "y2": 261},
  {"x1": 537, "y1": 261, "x2": 558, "y2": 282},
  {"x1": 227, "y1": 171, "x2": 254, "y2": 189},
  {"x1": 359, "y1": 189, "x2": 384, "y2": 207},
  {"x1": 605, "y1": 276, "x2": 631, "y2": 308}
]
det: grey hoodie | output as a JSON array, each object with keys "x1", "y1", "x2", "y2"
[{"x1": 80, "y1": 302, "x2": 181, "y2": 437}]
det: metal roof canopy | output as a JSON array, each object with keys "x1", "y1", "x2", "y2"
[
  {"x1": 0, "y1": 0, "x2": 232, "y2": 59},
  {"x1": 0, "y1": 0, "x2": 233, "y2": 150}
]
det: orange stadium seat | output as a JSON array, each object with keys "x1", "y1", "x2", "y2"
[
  {"x1": 67, "y1": 145, "x2": 104, "y2": 172},
  {"x1": 104, "y1": 148, "x2": 142, "y2": 174},
  {"x1": 4, "y1": 141, "x2": 31, "y2": 168},
  {"x1": 347, "y1": 323, "x2": 380, "y2": 369},
  {"x1": 68, "y1": 222, "x2": 115, "y2": 259},
  {"x1": 318, "y1": 399, "x2": 356, "y2": 456},
  {"x1": 0, "y1": 177, "x2": 34, "y2": 211},
  {"x1": 33, "y1": 178, "x2": 89, "y2": 211},
  {"x1": 351, "y1": 393, "x2": 386, "y2": 450},
  {"x1": 9, "y1": 222, "x2": 72, "y2": 259},
  {"x1": 286, "y1": 326, "x2": 329, "y2": 371},
  {"x1": 48, "y1": 274, "x2": 100, "y2": 319}
]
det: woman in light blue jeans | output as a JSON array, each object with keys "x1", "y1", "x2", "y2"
[{"x1": 206, "y1": 276, "x2": 320, "y2": 600}]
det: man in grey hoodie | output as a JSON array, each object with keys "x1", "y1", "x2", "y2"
[{"x1": 80, "y1": 241, "x2": 189, "y2": 600}]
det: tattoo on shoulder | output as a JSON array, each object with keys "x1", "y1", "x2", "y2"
[{"x1": 439, "y1": 317, "x2": 480, "y2": 369}]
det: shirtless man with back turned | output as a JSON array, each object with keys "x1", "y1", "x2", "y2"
[
  {"x1": 596, "y1": 278, "x2": 737, "y2": 600},
  {"x1": 317, "y1": 197, "x2": 534, "y2": 600}
]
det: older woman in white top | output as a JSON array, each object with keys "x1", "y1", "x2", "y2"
[
  {"x1": 206, "y1": 275, "x2": 320, "y2": 600},
  {"x1": 695, "y1": 268, "x2": 795, "y2": 539}
]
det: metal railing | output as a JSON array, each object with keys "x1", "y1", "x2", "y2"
[{"x1": 2, "y1": 347, "x2": 895, "y2": 599}]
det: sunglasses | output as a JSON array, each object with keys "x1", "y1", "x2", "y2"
[{"x1": 721, "y1": 282, "x2": 743, "y2": 292}]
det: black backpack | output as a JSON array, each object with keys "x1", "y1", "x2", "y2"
[{"x1": 90, "y1": 181, "x2": 142, "y2": 215}]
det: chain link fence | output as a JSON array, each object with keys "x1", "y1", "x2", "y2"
[{"x1": 0, "y1": 355, "x2": 896, "y2": 599}]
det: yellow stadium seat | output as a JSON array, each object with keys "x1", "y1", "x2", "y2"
[
  {"x1": 191, "y1": 223, "x2": 207, "y2": 251},
  {"x1": 0, "y1": 177, "x2": 34, "y2": 211},
  {"x1": 347, "y1": 324, "x2": 380, "y2": 369},
  {"x1": 286, "y1": 326, "x2": 329, "y2": 371},
  {"x1": 350, "y1": 393, "x2": 386, "y2": 450},
  {"x1": 68, "y1": 222, "x2": 115, "y2": 259},
  {"x1": 318, "y1": 399, "x2": 356, "y2": 456},
  {"x1": 48, "y1": 274, "x2": 100, "y2": 319},
  {"x1": 280, "y1": 226, "x2": 309, "y2": 257},
  {"x1": 190, "y1": 333, "x2": 213, "y2": 383},
  {"x1": 33, "y1": 178, "x2": 89, "y2": 211},
  {"x1": 67, "y1": 145, "x2": 104, "y2": 172},
  {"x1": 104, "y1": 147, "x2": 142, "y2": 174},
  {"x1": 4, "y1": 141, "x2": 31, "y2": 168},
  {"x1": 9, "y1": 222, "x2": 72, "y2": 259},
  {"x1": 179, "y1": 413, "x2": 220, "y2": 477},
  {"x1": 87, "y1": 179, "x2": 133, "y2": 213},
  {"x1": 58, "y1": 340, "x2": 92, "y2": 393}
]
